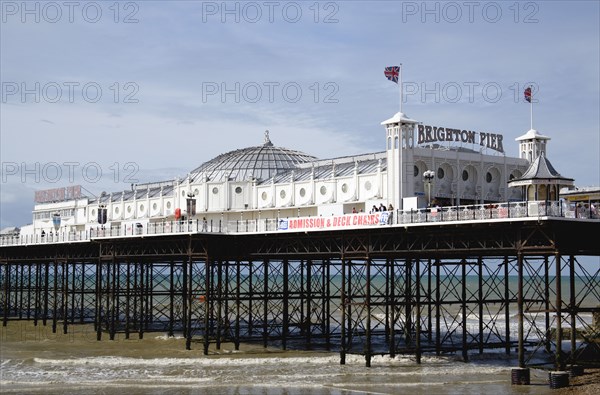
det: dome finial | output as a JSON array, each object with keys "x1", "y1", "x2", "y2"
[{"x1": 263, "y1": 130, "x2": 273, "y2": 146}]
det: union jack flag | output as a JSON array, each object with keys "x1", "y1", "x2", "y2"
[
  {"x1": 524, "y1": 86, "x2": 532, "y2": 103},
  {"x1": 384, "y1": 66, "x2": 400, "y2": 83}
]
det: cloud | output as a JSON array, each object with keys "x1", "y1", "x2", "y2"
[{"x1": 1, "y1": 1, "x2": 598, "y2": 227}]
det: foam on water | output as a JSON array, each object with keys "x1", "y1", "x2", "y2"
[
  {"x1": 153, "y1": 334, "x2": 185, "y2": 341},
  {"x1": 0, "y1": 350, "x2": 549, "y2": 395},
  {"x1": 32, "y1": 354, "x2": 344, "y2": 367},
  {"x1": 25, "y1": 353, "x2": 510, "y2": 378}
]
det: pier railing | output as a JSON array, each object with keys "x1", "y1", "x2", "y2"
[{"x1": 1, "y1": 200, "x2": 597, "y2": 246}]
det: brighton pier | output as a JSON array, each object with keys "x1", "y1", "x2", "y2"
[{"x1": 1, "y1": 113, "x2": 599, "y2": 382}]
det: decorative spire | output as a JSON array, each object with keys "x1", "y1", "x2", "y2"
[{"x1": 263, "y1": 130, "x2": 273, "y2": 146}]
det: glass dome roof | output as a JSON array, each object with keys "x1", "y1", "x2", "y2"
[{"x1": 189, "y1": 131, "x2": 317, "y2": 183}]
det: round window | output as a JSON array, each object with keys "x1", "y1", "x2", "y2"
[
  {"x1": 152, "y1": 203, "x2": 157, "y2": 210},
  {"x1": 280, "y1": 190, "x2": 286, "y2": 199},
  {"x1": 166, "y1": 201, "x2": 171, "y2": 209},
  {"x1": 212, "y1": 187, "x2": 219, "y2": 194},
  {"x1": 194, "y1": 188, "x2": 199, "y2": 195},
  {"x1": 299, "y1": 188, "x2": 306, "y2": 197},
  {"x1": 115, "y1": 207, "x2": 120, "y2": 215},
  {"x1": 462, "y1": 170, "x2": 469, "y2": 181},
  {"x1": 486, "y1": 172, "x2": 493, "y2": 183},
  {"x1": 127, "y1": 206, "x2": 132, "y2": 213},
  {"x1": 91, "y1": 209, "x2": 96, "y2": 216},
  {"x1": 261, "y1": 191, "x2": 268, "y2": 201},
  {"x1": 365, "y1": 181, "x2": 372, "y2": 191},
  {"x1": 181, "y1": 190, "x2": 186, "y2": 197},
  {"x1": 139, "y1": 204, "x2": 145, "y2": 212},
  {"x1": 437, "y1": 168, "x2": 445, "y2": 179},
  {"x1": 341, "y1": 183, "x2": 348, "y2": 193},
  {"x1": 235, "y1": 186, "x2": 242, "y2": 194},
  {"x1": 414, "y1": 166, "x2": 419, "y2": 177},
  {"x1": 320, "y1": 186, "x2": 327, "y2": 195}
]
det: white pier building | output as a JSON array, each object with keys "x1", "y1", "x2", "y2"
[{"x1": 20, "y1": 112, "x2": 576, "y2": 237}]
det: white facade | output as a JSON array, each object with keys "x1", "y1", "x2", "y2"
[{"x1": 23, "y1": 113, "x2": 536, "y2": 236}]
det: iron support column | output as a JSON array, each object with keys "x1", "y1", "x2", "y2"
[
  {"x1": 461, "y1": 259, "x2": 468, "y2": 362},
  {"x1": 504, "y1": 256, "x2": 510, "y2": 355},
  {"x1": 340, "y1": 257, "x2": 346, "y2": 365},
  {"x1": 517, "y1": 253, "x2": 524, "y2": 368},
  {"x1": 569, "y1": 255, "x2": 576, "y2": 364},
  {"x1": 415, "y1": 259, "x2": 421, "y2": 364},
  {"x1": 555, "y1": 253, "x2": 563, "y2": 370},
  {"x1": 365, "y1": 257, "x2": 372, "y2": 367}
]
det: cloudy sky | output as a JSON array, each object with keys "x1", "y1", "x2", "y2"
[{"x1": 1, "y1": 0, "x2": 599, "y2": 228}]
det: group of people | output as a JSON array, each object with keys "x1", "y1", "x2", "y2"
[
  {"x1": 349, "y1": 203, "x2": 394, "y2": 215},
  {"x1": 576, "y1": 203, "x2": 598, "y2": 219},
  {"x1": 370, "y1": 203, "x2": 393, "y2": 214}
]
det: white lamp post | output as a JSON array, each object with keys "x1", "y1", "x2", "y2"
[{"x1": 423, "y1": 170, "x2": 435, "y2": 207}]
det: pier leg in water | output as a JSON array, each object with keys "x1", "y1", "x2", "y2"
[
  {"x1": 282, "y1": 259, "x2": 288, "y2": 351},
  {"x1": 365, "y1": 257, "x2": 371, "y2": 368},
  {"x1": 461, "y1": 258, "x2": 468, "y2": 362},
  {"x1": 234, "y1": 260, "x2": 241, "y2": 351},
  {"x1": 52, "y1": 260, "x2": 58, "y2": 333},
  {"x1": 416, "y1": 259, "x2": 421, "y2": 364},
  {"x1": 389, "y1": 258, "x2": 396, "y2": 359},
  {"x1": 340, "y1": 257, "x2": 347, "y2": 365},
  {"x1": 203, "y1": 258, "x2": 211, "y2": 355},
  {"x1": 555, "y1": 253, "x2": 564, "y2": 370},
  {"x1": 504, "y1": 256, "x2": 510, "y2": 355},
  {"x1": 517, "y1": 253, "x2": 524, "y2": 368}
]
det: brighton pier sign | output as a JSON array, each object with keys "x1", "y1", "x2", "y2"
[{"x1": 417, "y1": 124, "x2": 504, "y2": 153}]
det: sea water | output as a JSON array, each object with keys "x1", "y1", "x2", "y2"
[
  {"x1": 1, "y1": 316, "x2": 592, "y2": 394},
  {"x1": 1, "y1": 274, "x2": 596, "y2": 394},
  {"x1": 0, "y1": 324, "x2": 562, "y2": 395}
]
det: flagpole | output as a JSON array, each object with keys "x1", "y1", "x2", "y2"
[
  {"x1": 399, "y1": 64, "x2": 403, "y2": 115},
  {"x1": 399, "y1": 64, "x2": 403, "y2": 211},
  {"x1": 529, "y1": 85, "x2": 533, "y2": 130}
]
